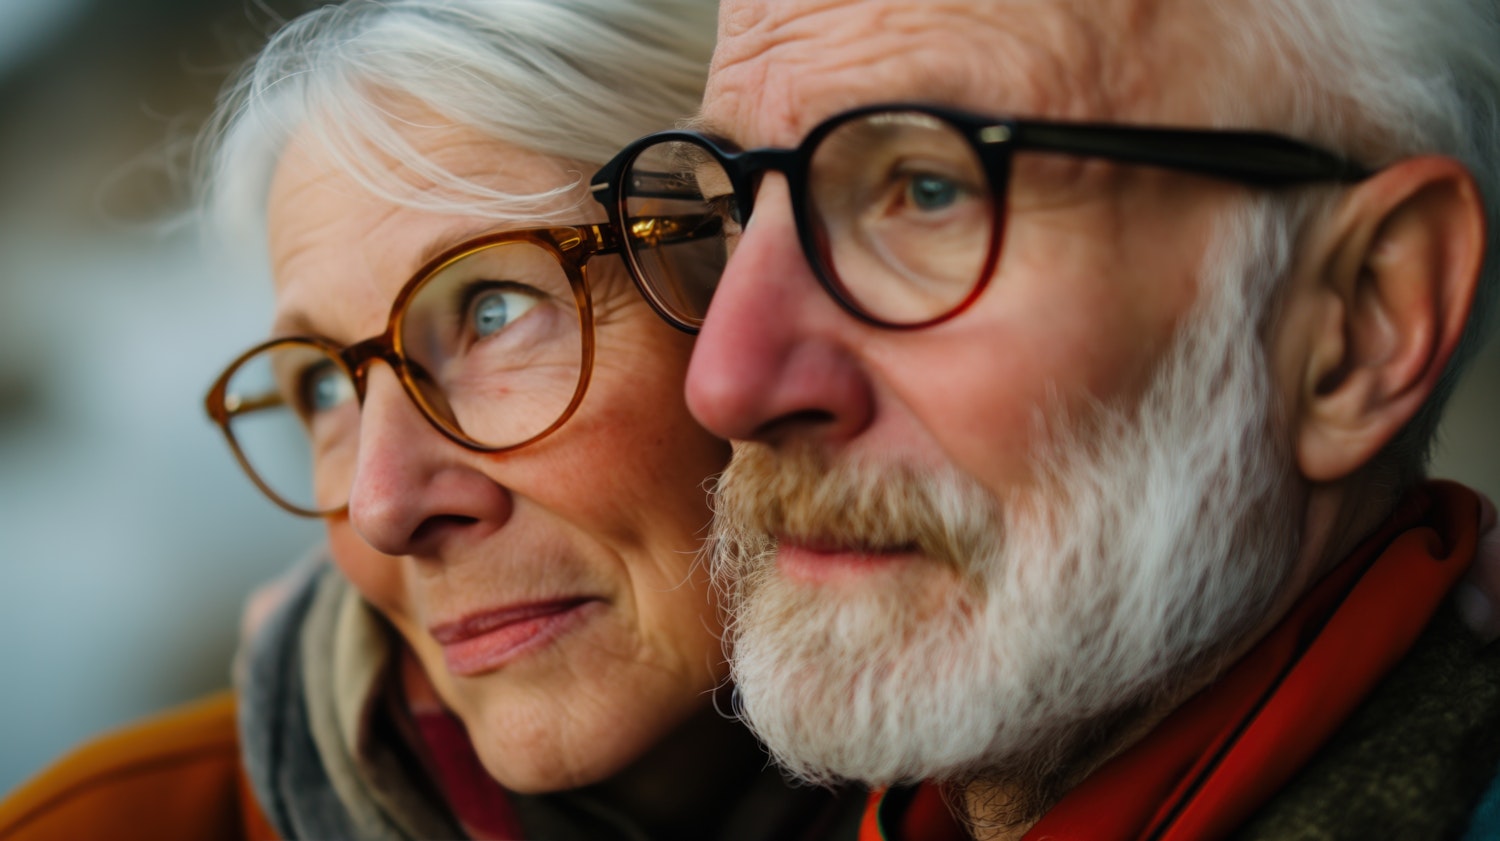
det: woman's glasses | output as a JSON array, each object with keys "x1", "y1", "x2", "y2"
[
  {"x1": 590, "y1": 102, "x2": 1374, "y2": 331},
  {"x1": 205, "y1": 226, "x2": 613, "y2": 516}
]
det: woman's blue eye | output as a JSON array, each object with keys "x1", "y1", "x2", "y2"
[
  {"x1": 471, "y1": 288, "x2": 539, "y2": 338},
  {"x1": 907, "y1": 173, "x2": 959, "y2": 211},
  {"x1": 301, "y1": 363, "x2": 353, "y2": 413}
]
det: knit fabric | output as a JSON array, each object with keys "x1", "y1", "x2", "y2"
[{"x1": 1230, "y1": 606, "x2": 1500, "y2": 840}]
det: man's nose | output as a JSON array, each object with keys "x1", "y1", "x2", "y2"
[
  {"x1": 346, "y1": 366, "x2": 513, "y2": 557},
  {"x1": 684, "y1": 176, "x2": 875, "y2": 447}
]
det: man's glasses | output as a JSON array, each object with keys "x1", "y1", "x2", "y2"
[
  {"x1": 590, "y1": 102, "x2": 1375, "y2": 331},
  {"x1": 204, "y1": 226, "x2": 616, "y2": 516}
]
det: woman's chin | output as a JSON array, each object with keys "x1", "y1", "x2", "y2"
[
  {"x1": 463, "y1": 703, "x2": 678, "y2": 795},
  {"x1": 439, "y1": 654, "x2": 716, "y2": 795}
]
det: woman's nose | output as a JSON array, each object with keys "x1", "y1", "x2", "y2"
[{"x1": 346, "y1": 366, "x2": 513, "y2": 557}]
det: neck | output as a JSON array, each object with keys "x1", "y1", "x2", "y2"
[
  {"x1": 1301, "y1": 467, "x2": 1403, "y2": 584},
  {"x1": 584, "y1": 685, "x2": 768, "y2": 840},
  {"x1": 954, "y1": 698, "x2": 1182, "y2": 840},
  {"x1": 958, "y1": 783, "x2": 1041, "y2": 841}
]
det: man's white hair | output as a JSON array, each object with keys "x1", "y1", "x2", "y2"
[
  {"x1": 196, "y1": 0, "x2": 717, "y2": 243},
  {"x1": 1216, "y1": 0, "x2": 1500, "y2": 474}
]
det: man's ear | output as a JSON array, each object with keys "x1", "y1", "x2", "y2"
[{"x1": 1291, "y1": 155, "x2": 1486, "y2": 482}]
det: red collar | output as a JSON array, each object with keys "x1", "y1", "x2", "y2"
[
  {"x1": 862, "y1": 481, "x2": 1482, "y2": 841},
  {"x1": 402, "y1": 651, "x2": 527, "y2": 840}
]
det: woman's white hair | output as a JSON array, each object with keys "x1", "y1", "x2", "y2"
[
  {"x1": 196, "y1": 0, "x2": 716, "y2": 242},
  {"x1": 1211, "y1": 0, "x2": 1500, "y2": 478}
]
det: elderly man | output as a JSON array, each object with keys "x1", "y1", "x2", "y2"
[{"x1": 592, "y1": 0, "x2": 1500, "y2": 838}]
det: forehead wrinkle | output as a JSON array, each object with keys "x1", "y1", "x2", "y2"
[
  {"x1": 959, "y1": 0, "x2": 1201, "y2": 125},
  {"x1": 703, "y1": 0, "x2": 812, "y2": 145},
  {"x1": 267, "y1": 114, "x2": 603, "y2": 342},
  {"x1": 268, "y1": 163, "x2": 407, "y2": 339},
  {"x1": 706, "y1": 0, "x2": 1221, "y2": 149},
  {"x1": 1092, "y1": 0, "x2": 1236, "y2": 125},
  {"x1": 707, "y1": 2, "x2": 1023, "y2": 143}
]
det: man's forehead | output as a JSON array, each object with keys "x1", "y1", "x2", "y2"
[{"x1": 701, "y1": 0, "x2": 1225, "y2": 146}]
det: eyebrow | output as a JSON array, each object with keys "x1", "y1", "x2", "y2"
[
  {"x1": 268, "y1": 308, "x2": 318, "y2": 341},
  {"x1": 269, "y1": 221, "x2": 501, "y2": 341},
  {"x1": 413, "y1": 221, "x2": 503, "y2": 268},
  {"x1": 679, "y1": 111, "x2": 732, "y2": 138}
]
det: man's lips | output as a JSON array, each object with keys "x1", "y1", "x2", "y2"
[
  {"x1": 775, "y1": 536, "x2": 920, "y2": 582},
  {"x1": 429, "y1": 597, "x2": 599, "y2": 677}
]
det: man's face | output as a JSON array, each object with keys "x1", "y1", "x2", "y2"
[
  {"x1": 691, "y1": 0, "x2": 1246, "y2": 506},
  {"x1": 693, "y1": 0, "x2": 1307, "y2": 792}
]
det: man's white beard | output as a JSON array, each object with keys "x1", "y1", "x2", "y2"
[{"x1": 709, "y1": 200, "x2": 1308, "y2": 790}]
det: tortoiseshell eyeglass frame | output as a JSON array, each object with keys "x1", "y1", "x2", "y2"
[{"x1": 204, "y1": 224, "x2": 624, "y2": 517}]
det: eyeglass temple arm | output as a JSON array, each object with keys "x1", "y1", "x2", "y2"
[
  {"x1": 1007, "y1": 122, "x2": 1375, "y2": 187},
  {"x1": 610, "y1": 168, "x2": 696, "y2": 200},
  {"x1": 220, "y1": 392, "x2": 285, "y2": 417}
]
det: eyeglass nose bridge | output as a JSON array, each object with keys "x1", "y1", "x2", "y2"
[
  {"x1": 721, "y1": 146, "x2": 801, "y2": 228},
  {"x1": 328, "y1": 333, "x2": 466, "y2": 469},
  {"x1": 336, "y1": 334, "x2": 407, "y2": 405}
]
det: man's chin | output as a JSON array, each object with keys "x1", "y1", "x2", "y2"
[{"x1": 728, "y1": 568, "x2": 994, "y2": 786}]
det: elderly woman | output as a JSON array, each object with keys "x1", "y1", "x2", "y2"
[{"x1": 0, "y1": 1, "x2": 860, "y2": 839}]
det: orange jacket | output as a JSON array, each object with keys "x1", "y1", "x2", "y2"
[{"x1": 0, "y1": 692, "x2": 279, "y2": 841}]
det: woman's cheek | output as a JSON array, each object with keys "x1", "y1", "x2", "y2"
[{"x1": 326, "y1": 519, "x2": 410, "y2": 620}]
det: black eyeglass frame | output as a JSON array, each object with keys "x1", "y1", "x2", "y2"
[{"x1": 591, "y1": 102, "x2": 1376, "y2": 332}]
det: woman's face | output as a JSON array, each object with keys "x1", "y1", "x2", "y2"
[{"x1": 265, "y1": 126, "x2": 732, "y2": 792}]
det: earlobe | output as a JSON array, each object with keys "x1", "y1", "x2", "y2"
[{"x1": 1293, "y1": 156, "x2": 1485, "y2": 483}]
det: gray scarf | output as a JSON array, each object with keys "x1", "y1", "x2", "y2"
[{"x1": 236, "y1": 554, "x2": 864, "y2": 841}]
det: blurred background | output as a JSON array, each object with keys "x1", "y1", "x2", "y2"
[
  {"x1": 1, "y1": 0, "x2": 1498, "y2": 799},
  {"x1": 0, "y1": 0, "x2": 323, "y2": 794}
]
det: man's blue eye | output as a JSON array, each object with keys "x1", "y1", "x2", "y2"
[
  {"x1": 907, "y1": 174, "x2": 959, "y2": 211},
  {"x1": 471, "y1": 288, "x2": 538, "y2": 338}
]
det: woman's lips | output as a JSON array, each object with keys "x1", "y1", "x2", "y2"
[{"x1": 429, "y1": 598, "x2": 599, "y2": 677}]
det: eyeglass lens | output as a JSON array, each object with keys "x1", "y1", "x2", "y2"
[
  {"x1": 621, "y1": 140, "x2": 736, "y2": 327},
  {"x1": 620, "y1": 109, "x2": 995, "y2": 327},
  {"x1": 219, "y1": 239, "x2": 586, "y2": 514},
  {"x1": 221, "y1": 342, "x2": 352, "y2": 513}
]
